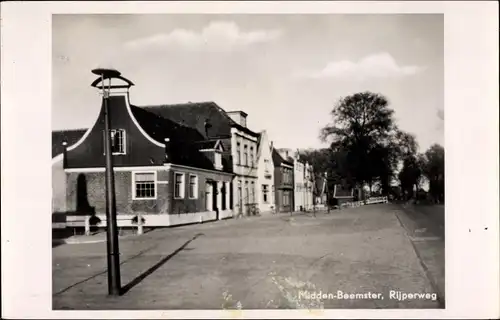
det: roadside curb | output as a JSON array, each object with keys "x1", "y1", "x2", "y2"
[{"x1": 52, "y1": 233, "x2": 139, "y2": 245}]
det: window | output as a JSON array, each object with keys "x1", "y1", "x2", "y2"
[
  {"x1": 264, "y1": 159, "x2": 270, "y2": 173},
  {"x1": 236, "y1": 142, "x2": 241, "y2": 165},
  {"x1": 262, "y1": 184, "x2": 269, "y2": 203},
  {"x1": 245, "y1": 181, "x2": 249, "y2": 204},
  {"x1": 174, "y1": 172, "x2": 185, "y2": 198},
  {"x1": 215, "y1": 152, "x2": 222, "y2": 170},
  {"x1": 189, "y1": 175, "x2": 198, "y2": 199},
  {"x1": 103, "y1": 129, "x2": 126, "y2": 155},
  {"x1": 133, "y1": 172, "x2": 156, "y2": 200},
  {"x1": 250, "y1": 146, "x2": 254, "y2": 167},
  {"x1": 283, "y1": 191, "x2": 289, "y2": 206},
  {"x1": 251, "y1": 181, "x2": 255, "y2": 203},
  {"x1": 244, "y1": 145, "x2": 248, "y2": 166}
]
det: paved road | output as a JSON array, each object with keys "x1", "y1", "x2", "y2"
[{"x1": 53, "y1": 204, "x2": 443, "y2": 310}]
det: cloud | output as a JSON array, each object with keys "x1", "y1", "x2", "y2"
[
  {"x1": 295, "y1": 52, "x2": 426, "y2": 80},
  {"x1": 124, "y1": 21, "x2": 282, "y2": 51}
]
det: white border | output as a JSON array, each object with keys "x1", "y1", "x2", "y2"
[{"x1": 1, "y1": 2, "x2": 499, "y2": 319}]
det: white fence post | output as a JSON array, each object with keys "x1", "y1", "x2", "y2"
[
  {"x1": 84, "y1": 215, "x2": 91, "y2": 236},
  {"x1": 137, "y1": 213, "x2": 144, "y2": 235}
]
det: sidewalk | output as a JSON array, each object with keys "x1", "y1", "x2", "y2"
[
  {"x1": 53, "y1": 204, "x2": 441, "y2": 310},
  {"x1": 52, "y1": 229, "x2": 150, "y2": 246}
]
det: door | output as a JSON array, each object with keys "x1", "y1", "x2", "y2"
[
  {"x1": 212, "y1": 181, "x2": 218, "y2": 220},
  {"x1": 205, "y1": 182, "x2": 213, "y2": 211}
]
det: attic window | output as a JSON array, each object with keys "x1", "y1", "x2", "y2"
[
  {"x1": 215, "y1": 152, "x2": 223, "y2": 170},
  {"x1": 103, "y1": 129, "x2": 126, "y2": 155}
]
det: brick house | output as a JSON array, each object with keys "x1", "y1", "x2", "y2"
[
  {"x1": 138, "y1": 103, "x2": 261, "y2": 216},
  {"x1": 272, "y1": 148, "x2": 294, "y2": 213},
  {"x1": 52, "y1": 77, "x2": 235, "y2": 227},
  {"x1": 255, "y1": 130, "x2": 275, "y2": 214}
]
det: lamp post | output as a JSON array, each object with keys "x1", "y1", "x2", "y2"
[{"x1": 92, "y1": 68, "x2": 121, "y2": 296}]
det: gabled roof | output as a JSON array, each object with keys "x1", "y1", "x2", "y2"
[
  {"x1": 129, "y1": 106, "x2": 217, "y2": 170},
  {"x1": 255, "y1": 131, "x2": 269, "y2": 161},
  {"x1": 52, "y1": 129, "x2": 87, "y2": 158},
  {"x1": 272, "y1": 148, "x2": 293, "y2": 167},
  {"x1": 133, "y1": 101, "x2": 259, "y2": 139},
  {"x1": 130, "y1": 105, "x2": 204, "y2": 143}
]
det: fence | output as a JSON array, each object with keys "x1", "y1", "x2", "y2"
[{"x1": 339, "y1": 196, "x2": 389, "y2": 209}]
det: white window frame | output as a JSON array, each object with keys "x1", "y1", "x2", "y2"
[
  {"x1": 188, "y1": 174, "x2": 198, "y2": 199},
  {"x1": 214, "y1": 152, "x2": 223, "y2": 170},
  {"x1": 236, "y1": 142, "x2": 241, "y2": 165},
  {"x1": 174, "y1": 172, "x2": 185, "y2": 199},
  {"x1": 243, "y1": 144, "x2": 248, "y2": 166},
  {"x1": 132, "y1": 171, "x2": 157, "y2": 200},
  {"x1": 103, "y1": 129, "x2": 127, "y2": 155},
  {"x1": 262, "y1": 184, "x2": 269, "y2": 204}
]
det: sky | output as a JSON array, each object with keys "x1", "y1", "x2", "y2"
[{"x1": 52, "y1": 14, "x2": 444, "y2": 152}]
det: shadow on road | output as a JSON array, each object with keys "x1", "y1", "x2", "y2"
[{"x1": 120, "y1": 233, "x2": 204, "y2": 295}]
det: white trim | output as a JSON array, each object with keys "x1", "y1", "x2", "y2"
[
  {"x1": 281, "y1": 163, "x2": 293, "y2": 169},
  {"x1": 52, "y1": 153, "x2": 64, "y2": 165},
  {"x1": 132, "y1": 170, "x2": 158, "y2": 200},
  {"x1": 321, "y1": 178, "x2": 326, "y2": 195},
  {"x1": 65, "y1": 165, "x2": 167, "y2": 173},
  {"x1": 214, "y1": 140, "x2": 224, "y2": 151},
  {"x1": 67, "y1": 93, "x2": 164, "y2": 154},
  {"x1": 174, "y1": 171, "x2": 185, "y2": 199},
  {"x1": 188, "y1": 174, "x2": 199, "y2": 199},
  {"x1": 232, "y1": 128, "x2": 258, "y2": 142},
  {"x1": 163, "y1": 163, "x2": 234, "y2": 177},
  {"x1": 123, "y1": 93, "x2": 165, "y2": 148},
  {"x1": 199, "y1": 148, "x2": 216, "y2": 152},
  {"x1": 157, "y1": 181, "x2": 169, "y2": 185}
]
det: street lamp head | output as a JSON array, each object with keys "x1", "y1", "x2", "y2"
[{"x1": 91, "y1": 68, "x2": 121, "y2": 78}]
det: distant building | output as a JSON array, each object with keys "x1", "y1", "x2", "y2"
[
  {"x1": 255, "y1": 131, "x2": 275, "y2": 214},
  {"x1": 272, "y1": 148, "x2": 294, "y2": 212},
  {"x1": 314, "y1": 172, "x2": 328, "y2": 208},
  {"x1": 304, "y1": 162, "x2": 314, "y2": 210}
]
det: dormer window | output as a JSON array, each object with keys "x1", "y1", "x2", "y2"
[
  {"x1": 214, "y1": 151, "x2": 223, "y2": 170},
  {"x1": 103, "y1": 129, "x2": 126, "y2": 155},
  {"x1": 198, "y1": 139, "x2": 224, "y2": 171}
]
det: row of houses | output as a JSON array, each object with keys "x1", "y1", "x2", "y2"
[{"x1": 51, "y1": 75, "x2": 329, "y2": 228}]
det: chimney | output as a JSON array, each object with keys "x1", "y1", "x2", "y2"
[
  {"x1": 226, "y1": 111, "x2": 248, "y2": 127},
  {"x1": 62, "y1": 140, "x2": 68, "y2": 168},
  {"x1": 204, "y1": 119, "x2": 212, "y2": 138},
  {"x1": 164, "y1": 138, "x2": 170, "y2": 162}
]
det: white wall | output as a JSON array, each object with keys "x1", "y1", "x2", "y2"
[
  {"x1": 256, "y1": 131, "x2": 275, "y2": 214},
  {"x1": 52, "y1": 156, "x2": 67, "y2": 213},
  {"x1": 231, "y1": 127, "x2": 258, "y2": 215}
]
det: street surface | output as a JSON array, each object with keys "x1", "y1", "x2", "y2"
[{"x1": 53, "y1": 204, "x2": 445, "y2": 310}]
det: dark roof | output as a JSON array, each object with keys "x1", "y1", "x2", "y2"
[
  {"x1": 52, "y1": 129, "x2": 87, "y2": 158},
  {"x1": 193, "y1": 139, "x2": 220, "y2": 151},
  {"x1": 272, "y1": 148, "x2": 293, "y2": 167},
  {"x1": 130, "y1": 105, "x2": 204, "y2": 143},
  {"x1": 129, "y1": 106, "x2": 216, "y2": 170},
  {"x1": 133, "y1": 101, "x2": 259, "y2": 139}
]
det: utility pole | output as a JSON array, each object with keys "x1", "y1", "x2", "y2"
[{"x1": 92, "y1": 68, "x2": 122, "y2": 296}]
